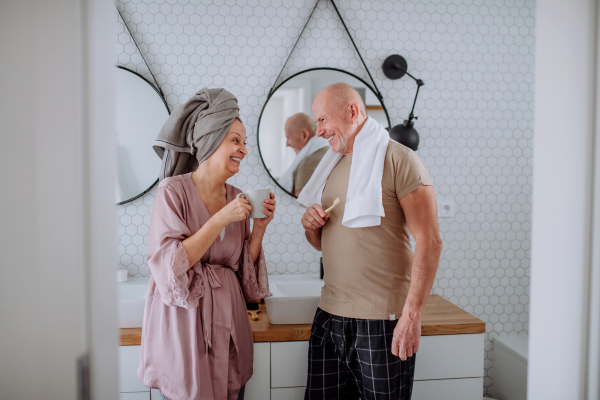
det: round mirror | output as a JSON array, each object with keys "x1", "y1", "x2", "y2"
[
  {"x1": 257, "y1": 68, "x2": 391, "y2": 198},
  {"x1": 115, "y1": 66, "x2": 170, "y2": 204}
]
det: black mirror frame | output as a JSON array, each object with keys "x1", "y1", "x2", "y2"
[
  {"x1": 116, "y1": 65, "x2": 171, "y2": 206},
  {"x1": 256, "y1": 67, "x2": 392, "y2": 199}
]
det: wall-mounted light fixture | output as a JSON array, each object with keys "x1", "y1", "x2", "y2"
[{"x1": 382, "y1": 54, "x2": 424, "y2": 151}]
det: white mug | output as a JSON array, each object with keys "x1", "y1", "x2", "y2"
[{"x1": 236, "y1": 189, "x2": 271, "y2": 219}]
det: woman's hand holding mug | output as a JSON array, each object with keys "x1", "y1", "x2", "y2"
[
  {"x1": 217, "y1": 196, "x2": 253, "y2": 225},
  {"x1": 235, "y1": 189, "x2": 276, "y2": 230},
  {"x1": 252, "y1": 192, "x2": 276, "y2": 230}
]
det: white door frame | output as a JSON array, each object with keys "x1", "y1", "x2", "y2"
[{"x1": 530, "y1": 0, "x2": 599, "y2": 399}]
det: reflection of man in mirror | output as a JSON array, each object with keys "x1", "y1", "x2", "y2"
[
  {"x1": 298, "y1": 83, "x2": 442, "y2": 400},
  {"x1": 277, "y1": 112, "x2": 329, "y2": 196}
]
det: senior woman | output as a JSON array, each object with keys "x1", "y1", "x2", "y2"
[{"x1": 137, "y1": 88, "x2": 274, "y2": 400}]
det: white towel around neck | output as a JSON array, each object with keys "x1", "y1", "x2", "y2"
[
  {"x1": 278, "y1": 136, "x2": 330, "y2": 192},
  {"x1": 297, "y1": 116, "x2": 389, "y2": 228}
]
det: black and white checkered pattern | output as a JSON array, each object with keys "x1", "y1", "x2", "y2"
[{"x1": 305, "y1": 308, "x2": 416, "y2": 400}]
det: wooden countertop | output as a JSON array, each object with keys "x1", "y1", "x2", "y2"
[{"x1": 119, "y1": 294, "x2": 485, "y2": 345}]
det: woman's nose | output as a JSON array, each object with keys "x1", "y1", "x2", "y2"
[{"x1": 239, "y1": 143, "x2": 248, "y2": 155}]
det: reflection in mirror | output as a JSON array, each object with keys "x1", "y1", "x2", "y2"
[
  {"x1": 115, "y1": 67, "x2": 169, "y2": 204},
  {"x1": 258, "y1": 69, "x2": 389, "y2": 197}
]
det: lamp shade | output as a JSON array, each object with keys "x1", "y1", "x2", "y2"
[
  {"x1": 389, "y1": 120, "x2": 419, "y2": 151},
  {"x1": 382, "y1": 54, "x2": 408, "y2": 80}
]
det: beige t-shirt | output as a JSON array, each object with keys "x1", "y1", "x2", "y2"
[
  {"x1": 293, "y1": 147, "x2": 328, "y2": 194},
  {"x1": 319, "y1": 140, "x2": 433, "y2": 320}
]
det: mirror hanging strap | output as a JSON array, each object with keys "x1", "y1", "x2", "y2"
[
  {"x1": 329, "y1": 0, "x2": 384, "y2": 102},
  {"x1": 116, "y1": 5, "x2": 168, "y2": 107},
  {"x1": 268, "y1": 0, "x2": 322, "y2": 98},
  {"x1": 268, "y1": 0, "x2": 384, "y2": 103}
]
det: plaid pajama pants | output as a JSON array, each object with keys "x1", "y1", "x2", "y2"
[{"x1": 304, "y1": 308, "x2": 416, "y2": 400}]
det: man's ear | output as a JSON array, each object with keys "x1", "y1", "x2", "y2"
[
  {"x1": 302, "y1": 129, "x2": 310, "y2": 143},
  {"x1": 349, "y1": 103, "x2": 360, "y2": 124}
]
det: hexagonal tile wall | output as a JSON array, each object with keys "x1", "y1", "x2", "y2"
[{"x1": 115, "y1": 0, "x2": 534, "y2": 394}]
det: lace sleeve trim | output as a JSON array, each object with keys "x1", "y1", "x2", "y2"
[
  {"x1": 240, "y1": 240, "x2": 272, "y2": 300},
  {"x1": 167, "y1": 241, "x2": 205, "y2": 309}
]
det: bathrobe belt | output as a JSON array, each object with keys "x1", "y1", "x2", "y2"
[
  {"x1": 194, "y1": 262, "x2": 223, "y2": 353},
  {"x1": 194, "y1": 262, "x2": 242, "y2": 400}
]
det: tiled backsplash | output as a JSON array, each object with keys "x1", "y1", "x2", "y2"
[{"x1": 115, "y1": 0, "x2": 534, "y2": 393}]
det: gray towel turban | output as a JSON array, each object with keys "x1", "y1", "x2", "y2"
[{"x1": 153, "y1": 88, "x2": 241, "y2": 180}]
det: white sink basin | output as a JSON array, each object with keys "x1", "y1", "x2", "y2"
[
  {"x1": 118, "y1": 277, "x2": 149, "y2": 328},
  {"x1": 265, "y1": 275, "x2": 324, "y2": 325},
  {"x1": 117, "y1": 275, "x2": 324, "y2": 327}
]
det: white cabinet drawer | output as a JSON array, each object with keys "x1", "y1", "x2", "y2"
[
  {"x1": 270, "y1": 380, "x2": 482, "y2": 400},
  {"x1": 245, "y1": 342, "x2": 271, "y2": 400},
  {"x1": 414, "y1": 334, "x2": 484, "y2": 380},
  {"x1": 119, "y1": 346, "x2": 149, "y2": 393},
  {"x1": 412, "y1": 377, "x2": 483, "y2": 400},
  {"x1": 271, "y1": 341, "x2": 309, "y2": 388},
  {"x1": 270, "y1": 380, "x2": 481, "y2": 400},
  {"x1": 271, "y1": 387, "x2": 306, "y2": 400},
  {"x1": 119, "y1": 392, "x2": 150, "y2": 400}
]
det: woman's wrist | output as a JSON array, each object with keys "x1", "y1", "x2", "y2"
[
  {"x1": 211, "y1": 210, "x2": 229, "y2": 230},
  {"x1": 252, "y1": 224, "x2": 266, "y2": 236},
  {"x1": 250, "y1": 225, "x2": 266, "y2": 243}
]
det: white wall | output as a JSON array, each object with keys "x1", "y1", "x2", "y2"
[
  {"x1": 529, "y1": 0, "x2": 598, "y2": 398},
  {"x1": 0, "y1": 1, "x2": 118, "y2": 399}
]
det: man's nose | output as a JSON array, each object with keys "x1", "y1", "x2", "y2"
[{"x1": 316, "y1": 127, "x2": 325, "y2": 137}]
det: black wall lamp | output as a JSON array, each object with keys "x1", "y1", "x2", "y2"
[{"x1": 382, "y1": 54, "x2": 424, "y2": 151}]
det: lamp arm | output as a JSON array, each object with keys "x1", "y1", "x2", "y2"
[
  {"x1": 393, "y1": 63, "x2": 425, "y2": 87},
  {"x1": 407, "y1": 84, "x2": 422, "y2": 124},
  {"x1": 391, "y1": 62, "x2": 424, "y2": 124}
]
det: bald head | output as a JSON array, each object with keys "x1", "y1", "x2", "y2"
[
  {"x1": 285, "y1": 112, "x2": 316, "y2": 154},
  {"x1": 315, "y1": 83, "x2": 367, "y2": 118},
  {"x1": 286, "y1": 113, "x2": 316, "y2": 137}
]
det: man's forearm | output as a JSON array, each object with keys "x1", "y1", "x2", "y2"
[
  {"x1": 305, "y1": 229, "x2": 323, "y2": 251},
  {"x1": 403, "y1": 239, "x2": 443, "y2": 318}
]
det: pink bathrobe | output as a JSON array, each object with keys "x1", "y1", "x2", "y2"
[{"x1": 137, "y1": 173, "x2": 270, "y2": 400}]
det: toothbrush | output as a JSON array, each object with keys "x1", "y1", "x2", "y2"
[{"x1": 325, "y1": 198, "x2": 340, "y2": 214}]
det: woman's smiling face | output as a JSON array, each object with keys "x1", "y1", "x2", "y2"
[{"x1": 208, "y1": 119, "x2": 248, "y2": 176}]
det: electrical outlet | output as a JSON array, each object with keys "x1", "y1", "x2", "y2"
[{"x1": 438, "y1": 198, "x2": 455, "y2": 218}]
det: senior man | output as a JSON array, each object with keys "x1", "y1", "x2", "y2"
[
  {"x1": 298, "y1": 83, "x2": 442, "y2": 400},
  {"x1": 278, "y1": 112, "x2": 329, "y2": 195}
]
